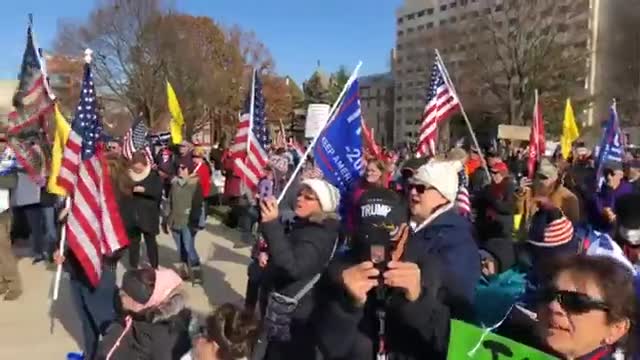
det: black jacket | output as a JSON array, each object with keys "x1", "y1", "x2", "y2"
[
  {"x1": 315, "y1": 238, "x2": 451, "y2": 360},
  {"x1": 474, "y1": 179, "x2": 516, "y2": 241},
  {"x1": 96, "y1": 293, "x2": 191, "y2": 360},
  {"x1": 123, "y1": 170, "x2": 162, "y2": 235},
  {"x1": 259, "y1": 213, "x2": 340, "y2": 359}
]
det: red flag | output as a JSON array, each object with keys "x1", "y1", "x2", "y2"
[
  {"x1": 528, "y1": 91, "x2": 546, "y2": 179},
  {"x1": 361, "y1": 118, "x2": 382, "y2": 159}
]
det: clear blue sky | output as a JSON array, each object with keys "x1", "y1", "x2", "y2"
[{"x1": 0, "y1": 0, "x2": 402, "y2": 84}]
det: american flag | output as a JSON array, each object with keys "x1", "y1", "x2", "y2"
[
  {"x1": 230, "y1": 70, "x2": 269, "y2": 192},
  {"x1": 456, "y1": 169, "x2": 471, "y2": 217},
  {"x1": 122, "y1": 118, "x2": 153, "y2": 164},
  {"x1": 7, "y1": 24, "x2": 54, "y2": 180},
  {"x1": 416, "y1": 56, "x2": 460, "y2": 157},
  {"x1": 57, "y1": 62, "x2": 129, "y2": 287}
]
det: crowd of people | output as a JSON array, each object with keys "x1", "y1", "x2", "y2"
[{"x1": 1, "y1": 133, "x2": 640, "y2": 360}]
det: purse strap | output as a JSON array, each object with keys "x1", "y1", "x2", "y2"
[{"x1": 292, "y1": 237, "x2": 338, "y2": 302}]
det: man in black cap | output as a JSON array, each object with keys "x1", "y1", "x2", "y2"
[
  {"x1": 316, "y1": 188, "x2": 452, "y2": 359},
  {"x1": 615, "y1": 192, "x2": 640, "y2": 269}
]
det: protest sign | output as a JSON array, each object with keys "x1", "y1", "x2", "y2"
[
  {"x1": 305, "y1": 103, "x2": 330, "y2": 139},
  {"x1": 447, "y1": 320, "x2": 557, "y2": 360}
]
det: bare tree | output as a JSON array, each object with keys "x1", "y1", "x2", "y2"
[
  {"x1": 447, "y1": 0, "x2": 591, "y2": 132},
  {"x1": 55, "y1": 0, "x2": 165, "y2": 122}
]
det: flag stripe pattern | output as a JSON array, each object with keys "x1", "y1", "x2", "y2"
[
  {"x1": 122, "y1": 118, "x2": 153, "y2": 164},
  {"x1": 417, "y1": 58, "x2": 460, "y2": 157},
  {"x1": 456, "y1": 169, "x2": 471, "y2": 216},
  {"x1": 7, "y1": 25, "x2": 54, "y2": 180},
  {"x1": 230, "y1": 71, "x2": 270, "y2": 193},
  {"x1": 57, "y1": 63, "x2": 128, "y2": 287}
]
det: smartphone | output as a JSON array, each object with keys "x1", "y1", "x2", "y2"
[
  {"x1": 259, "y1": 179, "x2": 274, "y2": 200},
  {"x1": 370, "y1": 244, "x2": 389, "y2": 274}
]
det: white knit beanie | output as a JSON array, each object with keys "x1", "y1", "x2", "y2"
[
  {"x1": 301, "y1": 179, "x2": 340, "y2": 213},
  {"x1": 411, "y1": 160, "x2": 462, "y2": 203}
]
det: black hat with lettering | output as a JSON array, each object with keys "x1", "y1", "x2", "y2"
[{"x1": 355, "y1": 188, "x2": 408, "y2": 235}]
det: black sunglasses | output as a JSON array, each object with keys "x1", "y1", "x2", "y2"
[
  {"x1": 408, "y1": 183, "x2": 427, "y2": 194},
  {"x1": 538, "y1": 288, "x2": 609, "y2": 314}
]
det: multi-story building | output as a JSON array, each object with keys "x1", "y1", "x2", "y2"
[
  {"x1": 359, "y1": 72, "x2": 395, "y2": 146},
  {"x1": 393, "y1": 0, "x2": 640, "y2": 145}
]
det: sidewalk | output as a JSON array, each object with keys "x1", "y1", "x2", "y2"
[{"x1": 0, "y1": 218, "x2": 250, "y2": 358}]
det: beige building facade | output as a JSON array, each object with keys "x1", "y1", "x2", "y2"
[{"x1": 393, "y1": 0, "x2": 640, "y2": 145}]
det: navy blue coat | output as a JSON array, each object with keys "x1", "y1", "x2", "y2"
[{"x1": 412, "y1": 207, "x2": 480, "y2": 319}]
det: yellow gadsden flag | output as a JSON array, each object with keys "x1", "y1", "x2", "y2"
[
  {"x1": 561, "y1": 98, "x2": 580, "y2": 159},
  {"x1": 47, "y1": 104, "x2": 71, "y2": 196},
  {"x1": 166, "y1": 81, "x2": 184, "y2": 144}
]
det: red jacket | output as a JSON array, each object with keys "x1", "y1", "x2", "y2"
[{"x1": 193, "y1": 161, "x2": 211, "y2": 198}]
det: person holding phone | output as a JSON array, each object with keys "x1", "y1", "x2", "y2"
[
  {"x1": 316, "y1": 188, "x2": 451, "y2": 359},
  {"x1": 257, "y1": 178, "x2": 340, "y2": 359}
]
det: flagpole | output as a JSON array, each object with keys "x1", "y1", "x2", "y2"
[
  {"x1": 277, "y1": 61, "x2": 363, "y2": 204},
  {"x1": 435, "y1": 50, "x2": 490, "y2": 178},
  {"x1": 52, "y1": 197, "x2": 70, "y2": 301},
  {"x1": 247, "y1": 69, "x2": 256, "y2": 155}
]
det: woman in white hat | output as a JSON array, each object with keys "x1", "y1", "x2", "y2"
[{"x1": 258, "y1": 178, "x2": 340, "y2": 359}]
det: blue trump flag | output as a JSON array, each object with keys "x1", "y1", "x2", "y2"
[
  {"x1": 595, "y1": 106, "x2": 623, "y2": 187},
  {"x1": 313, "y1": 79, "x2": 365, "y2": 197}
]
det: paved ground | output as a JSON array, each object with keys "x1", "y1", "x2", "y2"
[{"x1": 0, "y1": 218, "x2": 251, "y2": 358}]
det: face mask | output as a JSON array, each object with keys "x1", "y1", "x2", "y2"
[{"x1": 619, "y1": 226, "x2": 640, "y2": 245}]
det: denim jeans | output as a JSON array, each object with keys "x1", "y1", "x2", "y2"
[
  {"x1": 24, "y1": 205, "x2": 57, "y2": 256},
  {"x1": 171, "y1": 227, "x2": 200, "y2": 266},
  {"x1": 68, "y1": 266, "x2": 116, "y2": 360}
]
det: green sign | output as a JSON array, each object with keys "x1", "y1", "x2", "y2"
[{"x1": 447, "y1": 320, "x2": 557, "y2": 360}]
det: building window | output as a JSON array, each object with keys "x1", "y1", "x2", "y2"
[
  {"x1": 495, "y1": 4, "x2": 504, "y2": 12},
  {"x1": 440, "y1": 4, "x2": 447, "y2": 11},
  {"x1": 450, "y1": 2, "x2": 457, "y2": 8},
  {"x1": 397, "y1": 96, "x2": 403, "y2": 101},
  {"x1": 450, "y1": 16, "x2": 457, "y2": 23},
  {"x1": 472, "y1": 10, "x2": 479, "y2": 17},
  {"x1": 397, "y1": 17, "x2": 404, "y2": 24},
  {"x1": 460, "y1": 13, "x2": 467, "y2": 20},
  {"x1": 418, "y1": 24, "x2": 425, "y2": 31},
  {"x1": 397, "y1": 43, "x2": 403, "y2": 50},
  {"x1": 397, "y1": 30, "x2": 404, "y2": 36},
  {"x1": 407, "y1": 13, "x2": 415, "y2": 20},
  {"x1": 440, "y1": 19, "x2": 447, "y2": 26},
  {"x1": 508, "y1": 18, "x2": 517, "y2": 26},
  {"x1": 427, "y1": 22, "x2": 434, "y2": 29},
  {"x1": 407, "y1": 27, "x2": 415, "y2": 33},
  {"x1": 417, "y1": 10, "x2": 425, "y2": 17},
  {"x1": 484, "y1": 7, "x2": 491, "y2": 15},
  {"x1": 427, "y1": 8, "x2": 434, "y2": 15}
]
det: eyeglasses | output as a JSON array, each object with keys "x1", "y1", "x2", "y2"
[
  {"x1": 537, "y1": 288, "x2": 609, "y2": 314},
  {"x1": 408, "y1": 183, "x2": 427, "y2": 194}
]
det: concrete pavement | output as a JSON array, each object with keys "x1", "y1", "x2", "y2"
[{"x1": 0, "y1": 218, "x2": 251, "y2": 358}]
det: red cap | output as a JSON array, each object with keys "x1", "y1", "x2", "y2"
[{"x1": 490, "y1": 161, "x2": 508, "y2": 174}]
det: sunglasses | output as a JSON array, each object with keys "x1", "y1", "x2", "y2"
[
  {"x1": 408, "y1": 183, "x2": 428, "y2": 194},
  {"x1": 538, "y1": 288, "x2": 609, "y2": 314}
]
